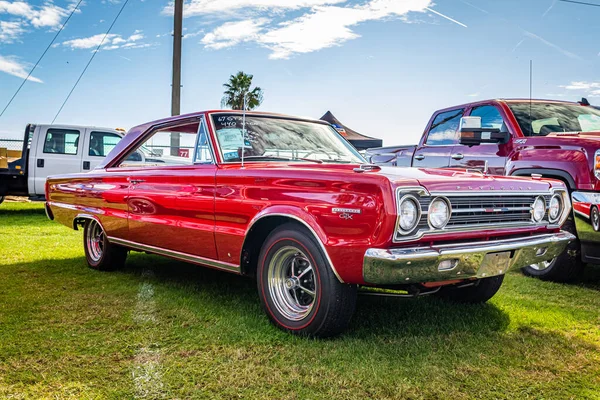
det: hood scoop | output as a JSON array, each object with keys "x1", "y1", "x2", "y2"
[{"x1": 353, "y1": 164, "x2": 382, "y2": 173}]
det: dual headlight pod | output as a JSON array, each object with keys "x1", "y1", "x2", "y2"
[
  {"x1": 397, "y1": 194, "x2": 451, "y2": 235},
  {"x1": 531, "y1": 194, "x2": 565, "y2": 224}
]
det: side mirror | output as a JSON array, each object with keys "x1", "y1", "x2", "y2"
[{"x1": 459, "y1": 116, "x2": 509, "y2": 146}]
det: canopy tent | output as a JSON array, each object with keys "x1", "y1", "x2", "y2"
[{"x1": 320, "y1": 111, "x2": 382, "y2": 150}]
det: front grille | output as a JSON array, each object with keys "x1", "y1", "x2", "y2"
[{"x1": 443, "y1": 195, "x2": 550, "y2": 227}]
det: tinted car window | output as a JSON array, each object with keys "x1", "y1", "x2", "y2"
[
  {"x1": 425, "y1": 109, "x2": 464, "y2": 146},
  {"x1": 43, "y1": 129, "x2": 80, "y2": 155},
  {"x1": 470, "y1": 105, "x2": 506, "y2": 130},
  {"x1": 509, "y1": 103, "x2": 600, "y2": 136},
  {"x1": 89, "y1": 132, "x2": 121, "y2": 157}
]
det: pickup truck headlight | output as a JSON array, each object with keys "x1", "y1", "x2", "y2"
[
  {"x1": 595, "y1": 150, "x2": 600, "y2": 179},
  {"x1": 398, "y1": 195, "x2": 420, "y2": 233},
  {"x1": 532, "y1": 196, "x2": 546, "y2": 223},
  {"x1": 548, "y1": 194, "x2": 562, "y2": 223},
  {"x1": 428, "y1": 197, "x2": 451, "y2": 229}
]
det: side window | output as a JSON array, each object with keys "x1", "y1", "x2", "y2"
[
  {"x1": 194, "y1": 118, "x2": 213, "y2": 163},
  {"x1": 43, "y1": 129, "x2": 80, "y2": 155},
  {"x1": 89, "y1": 132, "x2": 122, "y2": 157},
  {"x1": 470, "y1": 105, "x2": 506, "y2": 131},
  {"x1": 425, "y1": 109, "x2": 464, "y2": 146},
  {"x1": 118, "y1": 121, "x2": 199, "y2": 168}
]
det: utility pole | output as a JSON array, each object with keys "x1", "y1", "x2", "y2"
[{"x1": 170, "y1": 0, "x2": 183, "y2": 156}]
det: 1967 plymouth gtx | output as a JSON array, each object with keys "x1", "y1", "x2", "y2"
[{"x1": 46, "y1": 111, "x2": 574, "y2": 337}]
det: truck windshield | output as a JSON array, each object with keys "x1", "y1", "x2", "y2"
[
  {"x1": 211, "y1": 114, "x2": 365, "y2": 164},
  {"x1": 509, "y1": 103, "x2": 600, "y2": 136}
]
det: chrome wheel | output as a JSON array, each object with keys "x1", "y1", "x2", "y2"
[
  {"x1": 529, "y1": 259, "x2": 554, "y2": 271},
  {"x1": 592, "y1": 207, "x2": 600, "y2": 231},
  {"x1": 86, "y1": 220, "x2": 105, "y2": 263},
  {"x1": 267, "y1": 246, "x2": 317, "y2": 321}
]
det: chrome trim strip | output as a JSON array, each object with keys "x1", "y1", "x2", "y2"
[
  {"x1": 364, "y1": 231, "x2": 575, "y2": 285},
  {"x1": 245, "y1": 213, "x2": 345, "y2": 283},
  {"x1": 108, "y1": 237, "x2": 240, "y2": 273}
]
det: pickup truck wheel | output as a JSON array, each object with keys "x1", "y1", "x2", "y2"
[
  {"x1": 257, "y1": 224, "x2": 357, "y2": 338},
  {"x1": 435, "y1": 275, "x2": 504, "y2": 304},
  {"x1": 522, "y1": 217, "x2": 583, "y2": 282},
  {"x1": 0, "y1": 196, "x2": 4, "y2": 205},
  {"x1": 83, "y1": 219, "x2": 127, "y2": 271}
]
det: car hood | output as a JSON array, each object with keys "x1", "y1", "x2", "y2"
[{"x1": 377, "y1": 166, "x2": 556, "y2": 193}]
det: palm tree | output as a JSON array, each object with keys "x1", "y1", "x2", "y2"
[{"x1": 221, "y1": 71, "x2": 264, "y2": 110}]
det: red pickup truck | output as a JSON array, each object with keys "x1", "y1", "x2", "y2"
[{"x1": 366, "y1": 99, "x2": 600, "y2": 282}]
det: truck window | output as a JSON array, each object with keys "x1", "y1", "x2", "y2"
[
  {"x1": 89, "y1": 132, "x2": 122, "y2": 157},
  {"x1": 470, "y1": 105, "x2": 506, "y2": 131},
  {"x1": 425, "y1": 109, "x2": 464, "y2": 146},
  {"x1": 43, "y1": 129, "x2": 80, "y2": 155},
  {"x1": 509, "y1": 102, "x2": 600, "y2": 136}
]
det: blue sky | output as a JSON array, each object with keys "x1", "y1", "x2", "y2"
[{"x1": 1, "y1": 0, "x2": 600, "y2": 145}]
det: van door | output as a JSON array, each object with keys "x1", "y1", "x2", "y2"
[
  {"x1": 83, "y1": 130, "x2": 123, "y2": 171},
  {"x1": 33, "y1": 126, "x2": 83, "y2": 196}
]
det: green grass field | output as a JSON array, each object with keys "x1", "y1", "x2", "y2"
[{"x1": 1, "y1": 202, "x2": 599, "y2": 399}]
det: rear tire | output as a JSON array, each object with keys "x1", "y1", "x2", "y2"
[
  {"x1": 522, "y1": 216, "x2": 583, "y2": 282},
  {"x1": 83, "y1": 219, "x2": 127, "y2": 271},
  {"x1": 257, "y1": 223, "x2": 357, "y2": 338},
  {"x1": 435, "y1": 275, "x2": 504, "y2": 304}
]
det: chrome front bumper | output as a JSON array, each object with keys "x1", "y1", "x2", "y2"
[{"x1": 363, "y1": 232, "x2": 575, "y2": 285}]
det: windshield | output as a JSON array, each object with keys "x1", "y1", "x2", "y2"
[
  {"x1": 211, "y1": 114, "x2": 366, "y2": 164},
  {"x1": 509, "y1": 103, "x2": 600, "y2": 136}
]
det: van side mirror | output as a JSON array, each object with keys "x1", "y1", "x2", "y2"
[{"x1": 459, "y1": 116, "x2": 509, "y2": 146}]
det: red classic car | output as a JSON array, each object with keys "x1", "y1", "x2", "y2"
[{"x1": 46, "y1": 111, "x2": 574, "y2": 337}]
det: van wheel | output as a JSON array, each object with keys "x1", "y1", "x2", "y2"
[
  {"x1": 522, "y1": 217, "x2": 582, "y2": 282},
  {"x1": 257, "y1": 223, "x2": 357, "y2": 338},
  {"x1": 83, "y1": 219, "x2": 127, "y2": 271},
  {"x1": 435, "y1": 275, "x2": 504, "y2": 303}
]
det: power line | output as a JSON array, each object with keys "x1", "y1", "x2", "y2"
[
  {"x1": 0, "y1": 0, "x2": 84, "y2": 120},
  {"x1": 52, "y1": 0, "x2": 130, "y2": 124},
  {"x1": 559, "y1": 0, "x2": 600, "y2": 7}
]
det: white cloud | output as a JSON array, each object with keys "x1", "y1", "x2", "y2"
[
  {"x1": 0, "y1": 1, "x2": 72, "y2": 29},
  {"x1": 60, "y1": 31, "x2": 148, "y2": 51},
  {"x1": 201, "y1": 18, "x2": 268, "y2": 49},
  {"x1": 0, "y1": 54, "x2": 42, "y2": 82},
  {"x1": 559, "y1": 81, "x2": 600, "y2": 97},
  {"x1": 163, "y1": 0, "x2": 346, "y2": 17},
  {"x1": 200, "y1": 0, "x2": 432, "y2": 59},
  {"x1": 0, "y1": 20, "x2": 25, "y2": 42}
]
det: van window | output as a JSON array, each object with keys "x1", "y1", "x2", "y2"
[
  {"x1": 89, "y1": 132, "x2": 122, "y2": 157},
  {"x1": 43, "y1": 129, "x2": 80, "y2": 155}
]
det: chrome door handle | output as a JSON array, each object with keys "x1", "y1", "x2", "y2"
[
  {"x1": 451, "y1": 153, "x2": 464, "y2": 160},
  {"x1": 414, "y1": 154, "x2": 425, "y2": 161},
  {"x1": 129, "y1": 179, "x2": 145, "y2": 185}
]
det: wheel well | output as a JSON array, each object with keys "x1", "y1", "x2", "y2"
[
  {"x1": 240, "y1": 216, "x2": 304, "y2": 277},
  {"x1": 511, "y1": 169, "x2": 575, "y2": 190},
  {"x1": 73, "y1": 215, "x2": 95, "y2": 230}
]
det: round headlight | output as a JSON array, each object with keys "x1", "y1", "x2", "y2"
[
  {"x1": 399, "y1": 196, "x2": 420, "y2": 232},
  {"x1": 549, "y1": 195, "x2": 562, "y2": 223},
  {"x1": 532, "y1": 197, "x2": 546, "y2": 222},
  {"x1": 428, "y1": 197, "x2": 451, "y2": 229}
]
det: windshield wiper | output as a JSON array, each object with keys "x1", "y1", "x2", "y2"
[
  {"x1": 238, "y1": 155, "x2": 323, "y2": 163},
  {"x1": 318, "y1": 158, "x2": 354, "y2": 164}
]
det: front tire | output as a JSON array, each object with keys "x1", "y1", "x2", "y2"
[
  {"x1": 257, "y1": 223, "x2": 357, "y2": 338},
  {"x1": 435, "y1": 275, "x2": 504, "y2": 304},
  {"x1": 522, "y1": 216, "x2": 583, "y2": 282},
  {"x1": 591, "y1": 205, "x2": 599, "y2": 232},
  {"x1": 83, "y1": 219, "x2": 127, "y2": 271}
]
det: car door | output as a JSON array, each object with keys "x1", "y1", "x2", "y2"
[
  {"x1": 84, "y1": 130, "x2": 123, "y2": 171},
  {"x1": 121, "y1": 118, "x2": 218, "y2": 260},
  {"x1": 412, "y1": 108, "x2": 464, "y2": 168},
  {"x1": 34, "y1": 126, "x2": 83, "y2": 195},
  {"x1": 449, "y1": 104, "x2": 512, "y2": 175}
]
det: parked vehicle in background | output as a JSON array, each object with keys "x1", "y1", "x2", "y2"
[
  {"x1": 0, "y1": 124, "x2": 125, "y2": 204},
  {"x1": 46, "y1": 110, "x2": 573, "y2": 337},
  {"x1": 366, "y1": 99, "x2": 600, "y2": 282}
]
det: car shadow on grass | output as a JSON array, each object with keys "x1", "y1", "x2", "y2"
[{"x1": 0, "y1": 206, "x2": 45, "y2": 217}]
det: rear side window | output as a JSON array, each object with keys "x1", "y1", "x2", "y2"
[
  {"x1": 425, "y1": 109, "x2": 464, "y2": 146},
  {"x1": 89, "y1": 132, "x2": 121, "y2": 157},
  {"x1": 43, "y1": 129, "x2": 80, "y2": 155}
]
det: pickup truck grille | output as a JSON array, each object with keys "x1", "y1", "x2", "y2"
[{"x1": 417, "y1": 194, "x2": 551, "y2": 230}]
